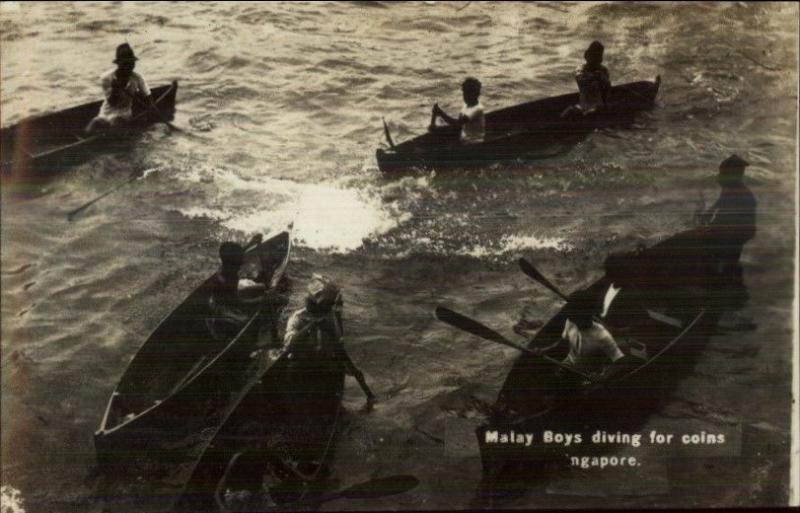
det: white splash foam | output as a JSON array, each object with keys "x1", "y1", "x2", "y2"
[
  {"x1": 499, "y1": 234, "x2": 572, "y2": 252},
  {"x1": 178, "y1": 167, "x2": 400, "y2": 253},
  {"x1": 453, "y1": 234, "x2": 571, "y2": 259},
  {"x1": 1, "y1": 486, "x2": 25, "y2": 513}
]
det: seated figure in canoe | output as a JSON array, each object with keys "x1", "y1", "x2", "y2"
[
  {"x1": 695, "y1": 154, "x2": 757, "y2": 319},
  {"x1": 531, "y1": 284, "x2": 636, "y2": 382},
  {"x1": 285, "y1": 275, "x2": 376, "y2": 412},
  {"x1": 86, "y1": 44, "x2": 155, "y2": 134},
  {"x1": 562, "y1": 41, "x2": 611, "y2": 118},
  {"x1": 429, "y1": 77, "x2": 486, "y2": 145},
  {"x1": 208, "y1": 237, "x2": 269, "y2": 337},
  {"x1": 696, "y1": 154, "x2": 757, "y2": 278}
]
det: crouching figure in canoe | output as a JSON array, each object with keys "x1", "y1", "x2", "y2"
[
  {"x1": 562, "y1": 40, "x2": 611, "y2": 118},
  {"x1": 530, "y1": 284, "x2": 639, "y2": 384},
  {"x1": 285, "y1": 275, "x2": 376, "y2": 411}
]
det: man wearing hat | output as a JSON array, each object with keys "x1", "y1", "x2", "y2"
[
  {"x1": 284, "y1": 274, "x2": 376, "y2": 409},
  {"x1": 562, "y1": 41, "x2": 611, "y2": 117},
  {"x1": 697, "y1": 155, "x2": 757, "y2": 314},
  {"x1": 699, "y1": 154, "x2": 757, "y2": 268},
  {"x1": 86, "y1": 43, "x2": 153, "y2": 133}
]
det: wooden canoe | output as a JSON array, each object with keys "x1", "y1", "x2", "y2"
[
  {"x1": 176, "y1": 343, "x2": 346, "y2": 513},
  {"x1": 376, "y1": 76, "x2": 660, "y2": 173},
  {"x1": 1, "y1": 81, "x2": 178, "y2": 178},
  {"x1": 94, "y1": 229, "x2": 292, "y2": 513},
  {"x1": 472, "y1": 227, "x2": 724, "y2": 476}
]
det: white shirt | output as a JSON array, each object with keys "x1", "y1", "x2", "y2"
[
  {"x1": 562, "y1": 319, "x2": 624, "y2": 369},
  {"x1": 562, "y1": 283, "x2": 625, "y2": 369},
  {"x1": 459, "y1": 102, "x2": 485, "y2": 144},
  {"x1": 98, "y1": 69, "x2": 151, "y2": 121}
]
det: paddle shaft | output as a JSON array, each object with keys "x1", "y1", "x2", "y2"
[
  {"x1": 518, "y1": 258, "x2": 569, "y2": 301},
  {"x1": 122, "y1": 87, "x2": 206, "y2": 139},
  {"x1": 434, "y1": 306, "x2": 594, "y2": 381},
  {"x1": 67, "y1": 167, "x2": 159, "y2": 220},
  {"x1": 120, "y1": 88, "x2": 182, "y2": 133}
]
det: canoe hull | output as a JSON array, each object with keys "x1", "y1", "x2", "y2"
[
  {"x1": 475, "y1": 227, "x2": 726, "y2": 477},
  {"x1": 175, "y1": 350, "x2": 346, "y2": 512},
  {"x1": 94, "y1": 231, "x2": 292, "y2": 512},
  {"x1": 376, "y1": 77, "x2": 660, "y2": 173},
  {"x1": 1, "y1": 81, "x2": 178, "y2": 179}
]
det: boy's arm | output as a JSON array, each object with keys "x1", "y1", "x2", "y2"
[
  {"x1": 432, "y1": 103, "x2": 461, "y2": 126},
  {"x1": 237, "y1": 278, "x2": 267, "y2": 303}
]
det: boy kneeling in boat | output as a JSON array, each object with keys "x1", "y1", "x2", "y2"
[
  {"x1": 430, "y1": 77, "x2": 486, "y2": 145},
  {"x1": 531, "y1": 285, "x2": 635, "y2": 381},
  {"x1": 284, "y1": 275, "x2": 376, "y2": 410},
  {"x1": 86, "y1": 43, "x2": 155, "y2": 134},
  {"x1": 208, "y1": 237, "x2": 268, "y2": 336}
]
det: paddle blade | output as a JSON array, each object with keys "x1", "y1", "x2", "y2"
[
  {"x1": 340, "y1": 475, "x2": 419, "y2": 500},
  {"x1": 518, "y1": 258, "x2": 569, "y2": 301}
]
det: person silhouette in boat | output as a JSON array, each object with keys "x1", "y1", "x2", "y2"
[
  {"x1": 696, "y1": 154, "x2": 757, "y2": 318},
  {"x1": 562, "y1": 41, "x2": 611, "y2": 118},
  {"x1": 86, "y1": 43, "x2": 155, "y2": 134},
  {"x1": 284, "y1": 275, "x2": 376, "y2": 410},
  {"x1": 429, "y1": 77, "x2": 486, "y2": 145},
  {"x1": 698, "y1": 154, "x2": 757, "y2": 276},
  {"x1": 208, "y1": 236, "x2": 268, "y2": 336}
]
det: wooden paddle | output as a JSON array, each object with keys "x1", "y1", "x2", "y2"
[
  {"x1": 317, "y1": 474, "x2": 419, "y2": 503},
  {"x1": 518, "y1": 258, "x2": 569, "y2": 301},
  {"x1": 125, "y1": 89, "x2": 207, "y2": 140},
  {"x1": 67, "y1": 166, "x2": 161, "y2": 221},
  {"x1": 434, "y1": 306, "x2": 594, "y2": 381},
  {"x1": 215, "y1": 454, "x2": 418, "y2": 513}
]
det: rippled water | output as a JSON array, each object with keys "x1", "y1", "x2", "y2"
[{"x1": 1, "y1": 2, "x2": 797, "y2": 512}]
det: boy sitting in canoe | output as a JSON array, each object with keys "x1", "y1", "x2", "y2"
[
  {"x1": 531, "y1": 285, "x2": 631, "y2": 381},
  {"x1": 562, "y1": 41, "x2": 611, "y2": 118},
  {"x1": 86, "y1": 43, "x2": 155, "y2": 134},
  {"x1": 208, "y1": 237, "x2": 268, "y2": 334},
  {"x1": 429, "y1": 77, "x2": 486, "y2": 144}
]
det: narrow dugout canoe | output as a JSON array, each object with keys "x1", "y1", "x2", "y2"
[
  {"x1": 473, "y1": 227, "x2": 727, "y2": 476},
  {"x1": 94, "y1": 229, "x2": 292, "y2": 512},
  {"x1": 175, "y1": 346, "x2": 346, "y2": 512},
  {"x1": 1, "y1": 81, "x2": 178, "y2": 178},
  {"x1": 376, "y1": 76, "x2": 660, "y2": 173}
]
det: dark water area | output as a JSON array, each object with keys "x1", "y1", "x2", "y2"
[{"x1": 1, "y1": 2, "x2": 797, "y2": 512}]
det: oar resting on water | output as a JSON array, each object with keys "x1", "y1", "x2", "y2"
[
  {"x1": 215, "y1": 452, "x2": 419, "y2": 513},
  {"x1": 66, "y1": 166, "x2": 161, "y2": 221},
  {"x1": 433, "y1": 306, "x2": 595, "y2": 382}
]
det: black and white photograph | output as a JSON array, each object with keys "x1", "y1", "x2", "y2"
[{"x1": 1, "y1": 2, "x2": 798, "y2": 512}]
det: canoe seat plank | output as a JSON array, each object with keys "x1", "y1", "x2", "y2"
[{"x1": 646, "y1": 309, "x2": 683, "y2": 328}]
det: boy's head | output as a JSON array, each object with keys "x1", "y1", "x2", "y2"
[
  {"x1": 114, "y1": 43, "x2": 138, "y2": 76},
  {"x1": 566, "y1": 293, "x2": 598, "y2": 331},
  {"x1": 717, "y1": 154, "x2": 748, "y2": 187},
  {"x1": 584, "y1": 41, "x2": 604, "y2": 66},
  {"x1": 305, "y1": 274, "x2": 341, "y2": 316},
  {"x1": 219, "y1": 242, "x2": 245, "y2": 270},
  {"x1": 461, "y1": 77, "x2": 482, "y2": 106}
]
